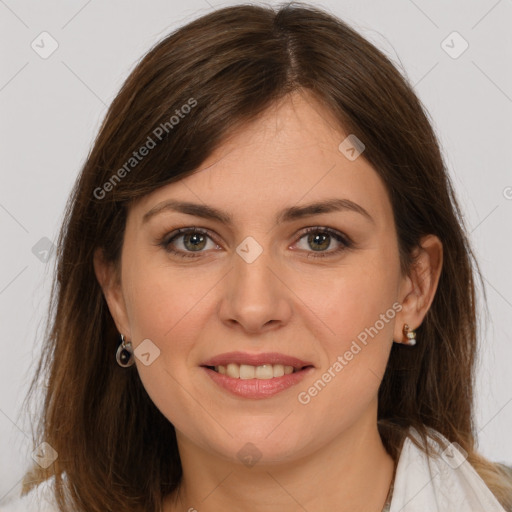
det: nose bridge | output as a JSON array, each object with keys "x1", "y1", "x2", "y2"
[
  {"x1": 219, "y1": 234, "x2": 291, "y2": 332},
  {"x1": 232, "y1": 236, "x2": 279, "y2": 302}
]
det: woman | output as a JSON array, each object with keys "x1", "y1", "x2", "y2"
[{"x1": 3, "y1": 3, "x2": 511, "y2": 511}]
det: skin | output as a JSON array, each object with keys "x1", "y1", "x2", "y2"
[{"x1": 94, "y1": 90, "x2": 443, "y2": 512}]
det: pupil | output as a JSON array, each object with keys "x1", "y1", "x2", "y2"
[
  {"x1": 309, "y1": 232, "x2": 329, "y2": 251},
  {"x1": 185, "y1": 233, "x2": 205, "y2": 251}
]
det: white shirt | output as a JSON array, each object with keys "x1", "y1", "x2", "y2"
[
  {"x1": 390, "y1": 427, "x2": 507, "y2": 511},
  {"x1": 0, "y1": 427, "x2": 507, "y2": 511}
]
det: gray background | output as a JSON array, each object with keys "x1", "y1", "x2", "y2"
[{"x1": 1, "y1": 0, "x2": 511, "y2": 503}]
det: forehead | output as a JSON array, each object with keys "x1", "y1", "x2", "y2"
[{"x1": 129, "y1": 92, "x2": 393, "y2": 229}]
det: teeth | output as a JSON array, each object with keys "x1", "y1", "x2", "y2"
[
  {"x1": 226, "y1": 363, "x2": 239, "y2": 378},
  {"x1": 239, "y1": 364, "x2": 255, "y2": 379},
  {"x1": 214, "y1": 363, "x2": 299, "y2": 379},
  {"x1": 256, "y1": 364, "x2": 275, "y2": 379}
]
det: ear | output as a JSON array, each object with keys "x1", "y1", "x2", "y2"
[
  {"x1": 93, "y1": 247, "x2": 131, "y2": 338},
  {"x1": 394, "y1": 234, "x2": 443, "y2": 344}
]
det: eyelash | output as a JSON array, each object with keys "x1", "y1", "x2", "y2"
[{"x1": 157, "y1": 226, "x2": 353, "y2": 259}]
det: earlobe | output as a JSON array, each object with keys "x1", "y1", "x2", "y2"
[
  {"x1": 93, "y1": 248, "x2": 131, "y2": 337},
  {"x1": 394, "y1": 234, "x2": 443, "y2": 344}
]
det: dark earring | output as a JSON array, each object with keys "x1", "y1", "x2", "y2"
[
  {"x1": 403, "y1": 324, "x2": 417, "y2": 346},
  {"x1": 116, "y1": 334, "x2": 135, "y2": 367}
]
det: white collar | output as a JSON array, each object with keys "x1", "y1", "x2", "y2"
[{"x1": 390, "y1": 427, "x2": 506, "y2": 511}]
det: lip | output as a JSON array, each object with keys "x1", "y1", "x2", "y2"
[
  {"x1": 201, "y1": 351, "x2": 314, "y2": 369},
  {"x1": 202, "y1": 365, "x2": 315, "y2": 399}
]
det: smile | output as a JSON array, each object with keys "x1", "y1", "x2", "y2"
[
  {"x1": 207, "y1": 363, "x2": 306, "y2": 379},
  {"x1": 202, "y1": 365, "x2": 314, "y2": 399}
]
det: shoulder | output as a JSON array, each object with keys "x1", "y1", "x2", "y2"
[
  {"x1": 389, "y1": 426, "x2": 507, "y2": 512},
  {"x1": 0, "y1": 477, "x2": 58, "y2": 512}
]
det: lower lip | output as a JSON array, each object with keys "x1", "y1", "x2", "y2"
[{"x1": 202, "y1": 366, "x2": 314, "y2": 399}]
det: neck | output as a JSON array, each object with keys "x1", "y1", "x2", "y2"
[{"x1": 164, "y1": 409, "x2": 395, "y2": 512}]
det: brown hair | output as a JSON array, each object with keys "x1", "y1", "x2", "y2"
[{"x1": 22, "y1": 2, "x2": 512, "y2": 510}]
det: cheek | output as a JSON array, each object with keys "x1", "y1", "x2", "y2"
[
  {"x1": 290, "y1": 263, "x2": 398, "y2": 434},
  {"x1": 121, "y1": 256, "x2": 222, "y2": 394},
  {"x1": 122, "y1": 261, "x2": 214, "y2": 430},
  {"x1": 123, "y1": 254, "x2": 210, "y2": 340},
  {"x1": 298, "y1": 243, "x2": 400, "y2": 372}
]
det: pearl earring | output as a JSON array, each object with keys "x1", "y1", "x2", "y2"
[{"x1": 403, "y1": 324, "x2": 417, "y2": 346}]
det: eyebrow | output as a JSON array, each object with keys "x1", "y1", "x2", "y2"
[{"x1": 142, "y1": 198, "x2": 374, "y2": 226}]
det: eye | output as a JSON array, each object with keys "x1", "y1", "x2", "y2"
[
  {"x1": 160, "y1": 228, "x2": 220, "y2": 258},
  {"x1": 158, "y1": 226, "x2": 353, "y2": 259},
  {"x1": 294, "y1": 226, "x2": 352, "y2": 258}
]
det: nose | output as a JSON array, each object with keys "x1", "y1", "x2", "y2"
[{"x1": 218, "y1": 244, "x2": 293, "y2": 335}]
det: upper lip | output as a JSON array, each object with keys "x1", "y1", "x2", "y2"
[{"x1": 201, "y1": 351, "x2": 314, "y2": 369}]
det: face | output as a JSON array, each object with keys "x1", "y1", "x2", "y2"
[{"x1": 100, "y1": 91, "x2": 411, "y2": 465}]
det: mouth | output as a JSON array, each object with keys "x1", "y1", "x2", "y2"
[
  {"x1": 203, "y1": 363, "x2": 314, "y2": 380},
  {"x1": 200, "y1": 352, "x2": 315, "y2": 398},
  {"x1": 201, "y1": 361, "x2": 315, "y2": 399}
]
